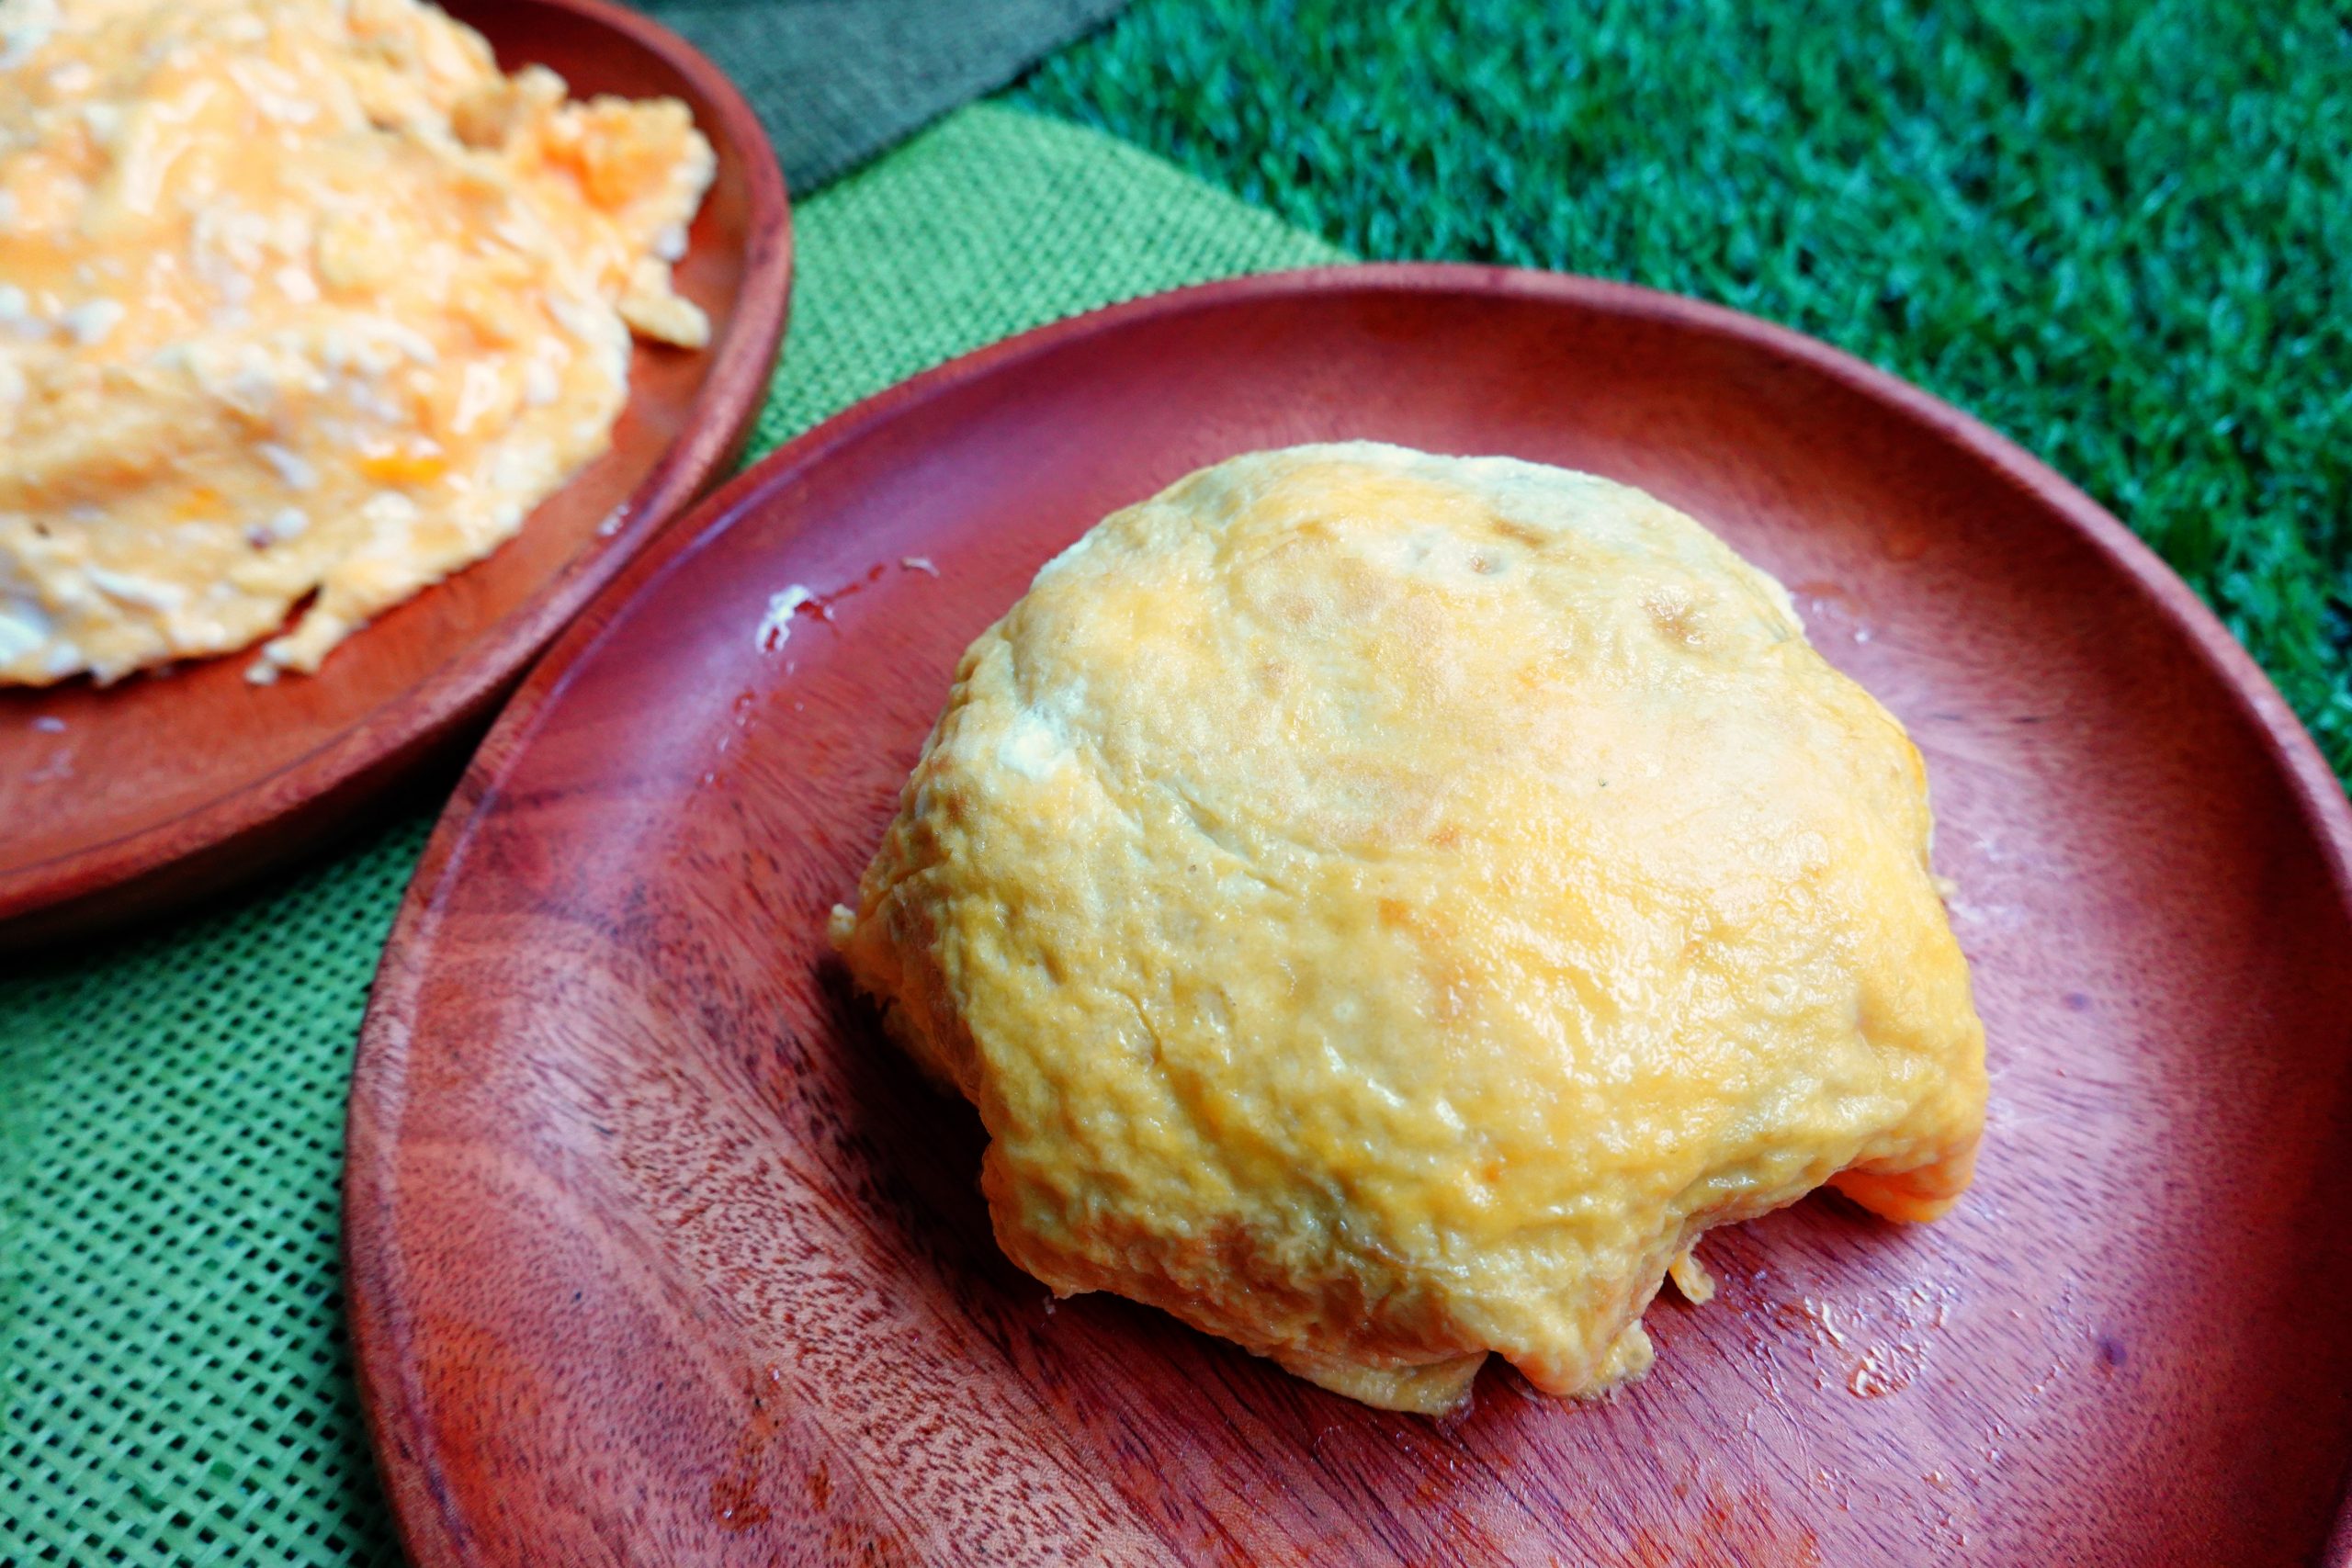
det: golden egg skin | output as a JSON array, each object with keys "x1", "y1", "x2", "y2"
[{"x1": 831, "y1": 442, "x2": 1987, "y2": 1414}]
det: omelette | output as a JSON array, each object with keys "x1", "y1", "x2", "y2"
[
  {"x1": 0, "y1": 0, "x2": 713, "y2": 685},
  {"x1": 829, "y1": 442, "x2": 1987, "y2": 1415}
]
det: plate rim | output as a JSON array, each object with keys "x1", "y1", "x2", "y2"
[
  {"x1": 345, "y1": 262, "x2": 2352, "y2": 1567},
  {"x1": 0, "y1": 0, "x2": 793, "y2": 942}
]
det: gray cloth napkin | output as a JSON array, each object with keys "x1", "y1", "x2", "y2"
[{"x1": 632, "y1": 0, "x2": 1130, "y2": 190}]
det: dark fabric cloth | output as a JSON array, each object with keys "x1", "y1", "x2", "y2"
[{"x1": 634, "y1": 0, "x2": 1131, "y2": 188}]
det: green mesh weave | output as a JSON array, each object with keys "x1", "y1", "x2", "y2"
[{"x1": 0, "y1": 103, "x2": 1340, "y2": 1565}]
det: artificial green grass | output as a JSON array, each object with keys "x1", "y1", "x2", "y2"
[{"x1": 1013, "y1": 0, "x2": 2352, "y2": 784}]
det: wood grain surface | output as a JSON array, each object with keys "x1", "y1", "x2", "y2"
[
  {"x1": 0, "y1": 0, "x2": 792, "y2": 947},
  {"x1": 345, "y1": 265, "x2": 2352, "y2": 1567}
]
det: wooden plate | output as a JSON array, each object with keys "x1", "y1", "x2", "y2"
[
  {"x1": 0, "y1": 0, "x2": 791, "y2": 947},
  {"x1": 346, "y1": 265, "x2": 2352, "y2": 1566}
]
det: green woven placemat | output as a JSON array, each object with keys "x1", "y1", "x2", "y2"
[{"x1": 0, "y1": 102, "x2": 1340, "y2": 1565}]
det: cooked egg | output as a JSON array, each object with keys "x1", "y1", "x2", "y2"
[
  {"x1": 830, "y1": 443, "x2": 1988, "y2": 1414},
  {"x1": 0, "y1": 0, "x2": 715, "y2": 684}
]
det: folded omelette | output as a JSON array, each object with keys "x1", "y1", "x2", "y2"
[{"x1": 830, "y1": 442, "x2": 1987, "y2": 1414}]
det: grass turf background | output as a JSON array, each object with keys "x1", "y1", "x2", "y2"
[{"x1": 1012, "y1": 0, "x2": 2352, "y2": 784}]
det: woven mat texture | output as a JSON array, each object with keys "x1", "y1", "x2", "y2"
[{"x1": 0, "y1": 100, "x2": 1339, "y2": 1564}]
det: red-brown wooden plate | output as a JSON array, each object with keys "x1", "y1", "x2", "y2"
[
  {"x1": 346, "y1": 265, "x2": 2352, "y2": 1567},
  {"x1": 0, "y1": 0, "x2": 791, "y2": 947}
]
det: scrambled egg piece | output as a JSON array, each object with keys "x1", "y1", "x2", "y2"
[
  {"x1": 0, "y1": 0, "x2": 714, "y2": 684},
  {"x1": 831, "y1": 444, "x2": 1987, "y2": 1415}
]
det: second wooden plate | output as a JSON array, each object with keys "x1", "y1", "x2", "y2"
[{"x1": 0, "y1": 0, "x2": 792, "y2": 946}]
